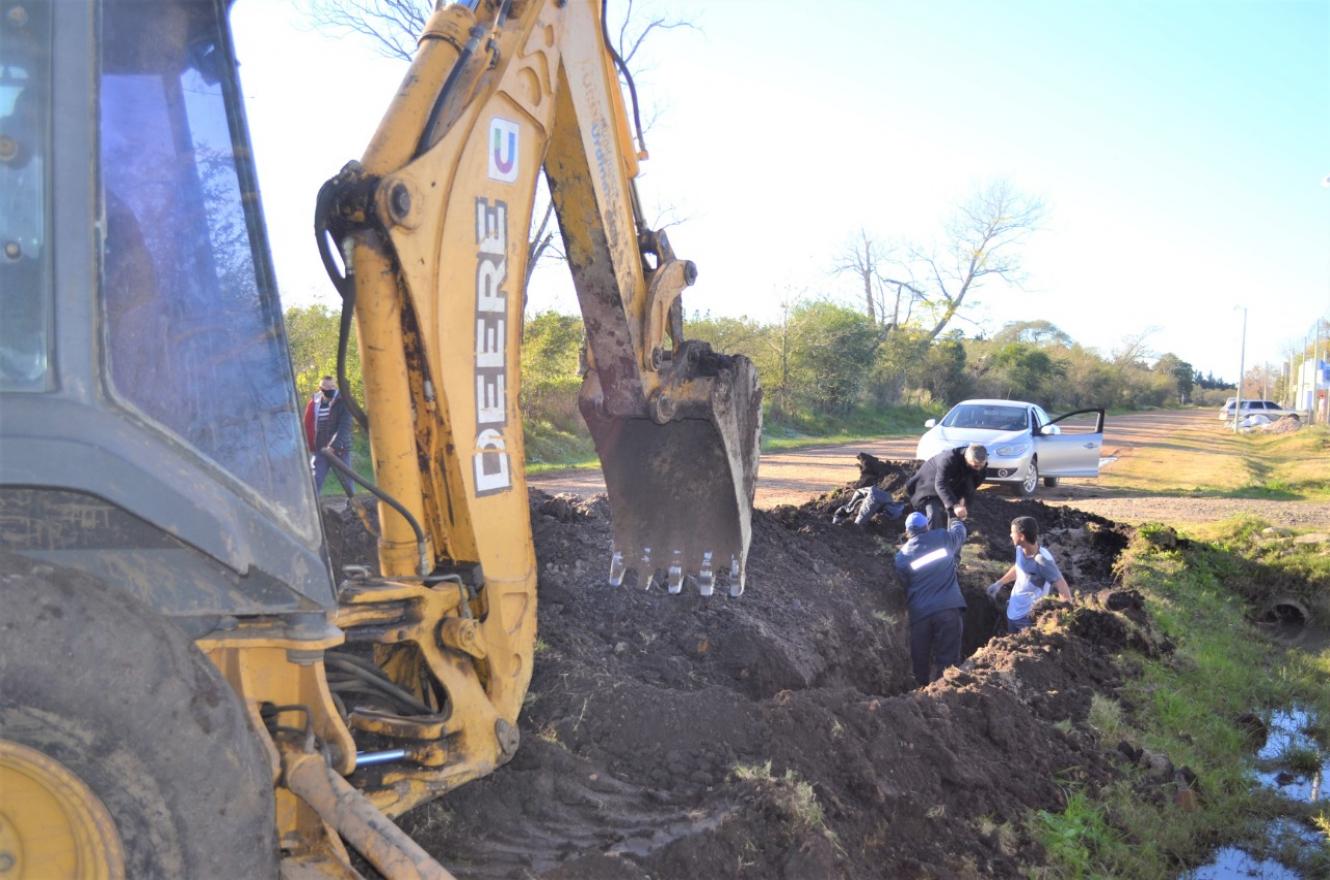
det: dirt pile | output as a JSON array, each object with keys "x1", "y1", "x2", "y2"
[
  {"x1": 1257, "y1": 414, "x2": 1303, "y2": 434},
  {"x1": 325, "y1": 467, "x2": 1156, "y2": 879}
]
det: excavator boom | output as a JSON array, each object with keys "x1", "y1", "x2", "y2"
[{"x1": 325, "y1": 0, "x2": 761, "y2": 600}]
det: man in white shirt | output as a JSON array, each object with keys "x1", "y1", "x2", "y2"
[{"x1": 986, "y1": 516, "x2": 1072, "y2": 632}]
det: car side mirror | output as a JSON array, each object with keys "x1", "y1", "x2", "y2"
[{"x1": 924, "y1": 419, "x2": 937, "y2": 428}]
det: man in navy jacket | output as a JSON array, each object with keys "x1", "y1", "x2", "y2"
[{"x1": 893, "y1": 511, "x2": 968, "y2": 687}]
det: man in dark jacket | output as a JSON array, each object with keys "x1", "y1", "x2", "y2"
[
  {"x1": 905, "y1": 443, "x2": 988, "y2": 530},
  {"x1": 893, "y1": 511, "x2": 968, "y2": 687},
  {"x1": 306, "y1": 376, "x2": 354, "y2": 494}
]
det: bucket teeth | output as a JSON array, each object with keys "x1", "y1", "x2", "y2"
[
  {"x1": 667, "y1": 552, "x2": 684, "y2": 594},
  {"x1": 727, "y1": 555, "x2": 744, "y2": 598},
  {"x1": 698, "y1": 552, "x2": 714, "y2": 597},
  {"x1": 600, "y1": 548, "x2": 745, "y2": 598}
]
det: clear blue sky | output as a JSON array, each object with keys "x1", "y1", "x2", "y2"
[{"x1": 232, "y1": 0, "x2": 1330, "y2": 382}]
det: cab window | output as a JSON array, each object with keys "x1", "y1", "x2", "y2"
[
  {"x1": 98, "y1": 0, "x2": 313, "y2": 533},
  {"x1": 0, "y1": 0, "x2": 53, "y2": 391}
]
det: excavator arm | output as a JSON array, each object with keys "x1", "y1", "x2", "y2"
[{"x1": 308, "y1": 0, "x2": 761, "y2": 825}]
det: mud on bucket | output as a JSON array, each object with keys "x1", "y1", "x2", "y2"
[{"x1": 581, "y1": 351, "x2": 761, "y2": 597}]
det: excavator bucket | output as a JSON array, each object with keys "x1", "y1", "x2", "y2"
[{"x1": 581, "y1": 346, "x2": 762, "y2": 596}]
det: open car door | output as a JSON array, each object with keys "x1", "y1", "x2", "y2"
[{"x1": 1035, "y1": 409, "x2": 1105, "y2": 477}]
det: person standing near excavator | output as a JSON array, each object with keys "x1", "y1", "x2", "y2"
[
  {"x1": 894, "y1": 511, "x2": 969, "y2": 687},
  {"x1": 905, "y1": 443, "x2": 988, "y2": 530},
  {"x1": 305, "y1": 376, "x2": 354, "y2": 494}
]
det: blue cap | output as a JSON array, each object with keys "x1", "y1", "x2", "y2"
[{"x1": 905, "y1": 511, "x2": 929, "y2": 533}]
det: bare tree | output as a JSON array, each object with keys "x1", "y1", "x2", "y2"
[
  {"x1": 304, "y1": 0, "x2": 428, "y2": 62},
  {"x1": 833, "y1": 230, "x2": 887, "y2": 326},
  {"x1": 833, "y1": 230, "x2": 926, "y2": 332},
  {"x1": 883, "y1": 181, "x2": 1044, "y2": 341},
  {"x1": 1111, "y1": 328, "x2": 1158, "y2": 368},
  {"x1": 614, "y1": 0, "x2": 696, "y2": 70},
  {"x1": 304, "y1": 0, "x2": 695, "y2": 315}
]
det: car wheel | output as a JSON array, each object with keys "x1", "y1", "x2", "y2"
[
  {"x1": 1042, "y1": 476, "x2": 1059, "y2": 488},
  {"x1": 1011, "y1": 459, "x2": 1038, "y2": 497}
]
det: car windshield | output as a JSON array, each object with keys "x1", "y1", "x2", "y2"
[{"x1": 941, "y1": 404, "x2": 1028, "y2": 432}]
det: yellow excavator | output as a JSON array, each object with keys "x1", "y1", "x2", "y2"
[{"x1": 0, "y1": 0, "x2": 760, "y2": 877}]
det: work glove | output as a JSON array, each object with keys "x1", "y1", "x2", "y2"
[{"x1": 986, "y1": 581, "x2": 1003, "y2": 600}]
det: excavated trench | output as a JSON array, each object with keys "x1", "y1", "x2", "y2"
[{"x1": 324, "y1": 456, "x2": 1176, "y2": 879}]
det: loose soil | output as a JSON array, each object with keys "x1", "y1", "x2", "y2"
[{"x1": 323, "y1": 457, "x2": 1188, "y2": 879}]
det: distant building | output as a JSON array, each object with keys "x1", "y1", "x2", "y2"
[{"x1": 1291, "y1": 358, "x2": 1329, "y2": 423}]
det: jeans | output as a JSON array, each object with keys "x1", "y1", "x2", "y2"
[
  {"x1": 1006, "y1": 614, "x2": 1034, "y2": 633},
  {"x1": 909, "y1": 607, "x2": 964, "y2": 687},
  {"x1": 312, "y1": 447, "x2": 353, "y2": 494},
  {"x1": 919, "y1": 497, "x2": 949, "y2": 531}
]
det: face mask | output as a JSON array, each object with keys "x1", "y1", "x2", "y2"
[{"x1": 322, "y1": 388, "x2": 336, "y2": 399}]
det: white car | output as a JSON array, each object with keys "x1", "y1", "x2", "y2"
[{"x1": 915, "y1": 399, "x2": 1105, "y2": 497}]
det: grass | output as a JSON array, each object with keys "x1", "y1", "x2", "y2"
[
  {"x1": 732, "y1": 761, "x2": 833, "y2": 836},
  {"x1": 516, "y1": 402, "x2": 947, "y2": 470},
  {"x1": 761, "y1": 403, "x2": 943, "y2": 452},
  {"x1": 1099, "y1": 414, "x2": 1330, "y2": 499},
  {"x1": 1033, "y1": 520, "x2": 1330, "y2": 879},
  {"x1": 1035, "y1": 790, "x2": 1118, "y2": 880}
]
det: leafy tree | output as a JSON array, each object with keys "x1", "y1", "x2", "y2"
[
  {"x1": 520, "y1": 311, "x2": 584, "y2": 434},
  {"x1": 786, "y1": 302, "x2": 879, "y2": 414},
  {"x1": 1153, "y1": 353, "x2": 1194, "y2": 404},
  {"x1": 284, "y1": 304, "x2": 363, "y2": 402},
  {"x1": 991, "y1": 319, "x2": 1073, "y2": 348},
  {"x1": 985, "y1": 342, "x2": 1066, "y2": 403},
  {"x1": 869, "y1": 328, "x2": 930, "y2": 405},
  {"x1": 917, "y1": 336, "x2": 969, "y2": 404}
]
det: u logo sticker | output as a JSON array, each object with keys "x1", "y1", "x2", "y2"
[{"x1": 488, "y1": 118, "x2": 520, "y2": 183}]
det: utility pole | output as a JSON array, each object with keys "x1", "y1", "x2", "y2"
[{"x1": 1317, "y1": 317, "x2": 1327, "y2": 425}]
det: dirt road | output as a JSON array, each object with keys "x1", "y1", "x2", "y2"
[{"x1": 530, "y1": 409, "x2": 1330, "y2": 528}]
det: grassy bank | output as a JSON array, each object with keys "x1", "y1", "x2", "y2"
[
  {"x1": 1036, "y1": 519, "x2": 1330, "y2": 878},
  {"x1": 761, "y1": 403, "x2": 942, "y2": 451},
  {"x1": 521, "y1": 403, "x2": 947, "y2": 472}
]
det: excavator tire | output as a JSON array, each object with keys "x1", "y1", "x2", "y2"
[{"x1": 0, "y1": 550, "x2": 279, "y2": 879}]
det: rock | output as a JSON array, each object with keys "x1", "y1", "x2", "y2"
[
  {"x1": 1116, "y1": 740, "x2": 1142, "y2": 763},
  {"x1": 1293, "y1": 533, "x2": 1330, "y2": 545},
  {"x1": 1140, "y1": 748, "x2": 1174, "y2": 781}
]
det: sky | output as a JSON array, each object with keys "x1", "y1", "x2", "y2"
[{"x1": 231, "y1": 0, "x2": 1330, "y2": 382}]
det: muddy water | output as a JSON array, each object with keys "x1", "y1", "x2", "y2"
[
  {"x1": 1183, "y1": 849, "x2": 1301, "y2": 880},
  {"x1": 1179, "y1": 707, "x2": 1327, "y2": 879},
  {"x1": 1255, "y1": 707, "x2": 1327, "y2": 804}
]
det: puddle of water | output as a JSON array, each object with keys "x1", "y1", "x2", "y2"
[
  {"x1": 1257, "y1": 708, "x2": 1314, "y2": 761},
  {"x1": 1253, "y1": 707, "x2": 1327, "y2": 803},
  {"x1": 1265, "y1": 817, "x2": 1323, "y2": 851},
  {"x1": 1177, "y1": 818, "x2": 1325, "y2": 880},
  {"x1": 1179, "y1": 847, "x2": 1302, "y2": 880},
  {"x1": 1254, "y1": 767, "x2": 1325, "y2": 802}
]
